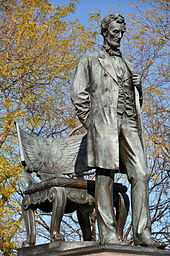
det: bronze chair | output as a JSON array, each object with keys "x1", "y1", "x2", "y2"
[{"x1": 16, "y1": 123, "x2": 129, "y2": 246}]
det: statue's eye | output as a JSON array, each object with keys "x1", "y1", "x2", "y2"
[{"x1": 110, "y1": 29, "x2": 120, "y2": 34}]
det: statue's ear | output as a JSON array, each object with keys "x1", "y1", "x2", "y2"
[{"x1": 102, "y1": 30, "x2": 108, "y2": 38}]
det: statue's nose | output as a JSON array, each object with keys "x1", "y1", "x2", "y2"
[{"x1": 118, "y1": 32, "x2": 123, "y2": 38}]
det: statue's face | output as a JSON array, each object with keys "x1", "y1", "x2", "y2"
[{"x1": 105, "y1": 20, "x2": 124, "y2": 48}]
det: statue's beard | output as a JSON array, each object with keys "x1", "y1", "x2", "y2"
[
  {"x1": 104, "y1": 38, "x2": 120, "y2": 50},
  {"x1": 103, "y1": 40, "x2": 121, "y2": 57}
]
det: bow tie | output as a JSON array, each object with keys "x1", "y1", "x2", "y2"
[{"x1": 103, "y1": 46, "x2": 122, "y2": 57}]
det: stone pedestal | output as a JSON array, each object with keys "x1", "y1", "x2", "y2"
[{"x1": 18, "y1": 241, "x2": 169, "y2": 256}]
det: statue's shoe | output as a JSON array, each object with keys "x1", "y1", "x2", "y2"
[
  {"x1": 100, "y1": 239, "x2": 128, "y2": 246},
  {"x1": 99, "y1": 232, "x2": 120, "y2": 245},
  {"x1": 99, "y1": 235, "x2": 128, "y2": 246},
  {"x1": 134, "y1": 239, "x2": 166, "y2": 249},
  {"x1": 134, "y1": 232, "x2": 166, "y2": 249}
]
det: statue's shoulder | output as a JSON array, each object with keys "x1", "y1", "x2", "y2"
[
  {"x1": 87, "y1": 49, "x2": 102, "y2": 59},
  {"x1": 79, "y1": 50, "x2": 102, "y2": 64}
]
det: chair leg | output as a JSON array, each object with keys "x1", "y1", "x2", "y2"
[
  {"x1": 22, "y1": 207, "x2": 36, "y2": 247},
  {"x1": 49, "y1": 187, "x2": 67, "y2": 241},
  {"x1": 77, "y1": 204, "x2": 93, "y2": 241},
  {"x1": 115, "y1": 192, "x2": 130, "y2": 240}
]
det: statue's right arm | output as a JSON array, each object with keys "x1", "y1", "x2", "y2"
[{"x1": 71, "y1": 57, "x2": 91, "y2": 129}]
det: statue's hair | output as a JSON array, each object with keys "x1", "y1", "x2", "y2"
[{"x1": 101, "y1": 14, "x2": 126, "y2": 37}]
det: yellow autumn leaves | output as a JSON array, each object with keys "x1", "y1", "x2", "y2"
[{"x1": 0, "y1": 0, "x2": 94, "y2": 253}]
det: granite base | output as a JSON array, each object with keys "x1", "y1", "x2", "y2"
[{"x1": 17, "y1": 241, "x2": 170, "y2": 256}]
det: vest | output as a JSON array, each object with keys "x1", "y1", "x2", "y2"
[{"x1": 111, "y1": 56, "x2": 136, "y2": 116}]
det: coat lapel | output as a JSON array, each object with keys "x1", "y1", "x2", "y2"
[
  {"x1": 98, "y1": 53, "x2": 118, "y2": 84},
  {"x1": 98, "y1": 51, "x2": 134, "y2": 83}
]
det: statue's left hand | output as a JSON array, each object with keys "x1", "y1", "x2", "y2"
[{"x1": 132, "y1": 74, "x2": 141, "y2": 87}]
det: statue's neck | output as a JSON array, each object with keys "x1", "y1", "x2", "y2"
[{"x1": 103, "y1": 41, "x2": 121, "y2": 57}]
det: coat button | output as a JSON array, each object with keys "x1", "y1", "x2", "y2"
[{"x1": 104, "y1": 73, "x2": 108, "y2": 77}]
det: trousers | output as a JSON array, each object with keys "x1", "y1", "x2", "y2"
[{"x1": 95, "y1": 113, "x2": 151, "y2": 244}]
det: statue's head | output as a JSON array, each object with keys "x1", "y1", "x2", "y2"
[{"x1": 101, "y1": 14, "x2": 126, "y2": 48}]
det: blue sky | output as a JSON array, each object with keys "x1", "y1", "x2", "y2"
[{"x1": 50, "y1": 0, "x2": 142, "y2": 26}]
